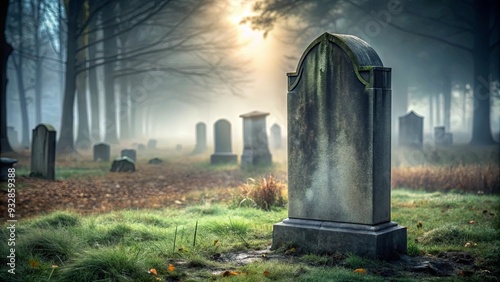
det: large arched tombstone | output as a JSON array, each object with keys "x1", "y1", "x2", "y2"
[
  {"x1": 272, "y1": 33, "x2": 407, "y2": 259},
  {"x1": 30, "y1": 124, "x2": 56, "y2": 180},
  {"x1": 210, "y1": 119, "x2": 237, "y2": 164}
]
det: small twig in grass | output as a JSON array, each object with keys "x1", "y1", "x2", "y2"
[
  {"x1": 193, "y1": 220, "x2": 198, "y2": 248},
  {"x1": 173, "y1": 224, "x2": 178, "y2": 253}
]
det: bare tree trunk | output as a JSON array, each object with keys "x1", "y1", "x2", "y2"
[
  {"x1": 0, "y1": 0, "x2": 14, "y2": 154},
  {"x1": 470, "y1": 0, "x2": 495, "y2": 145},
  {"x1": 88, "y1": 0, "x2": 100, "y2": 142},
  {"x1": 103, "y1": 2, "x2": 118, "y2": 144},
  {"x1": 34, "y1": 0, "x2": 42, "y2": 124},
  {"x1": 16, "y1": 0, "x2": 30, "y2": 148},
  {"x1": 57, "y1": 0, "x2": 80, "y2": 154},
  {"x1": 442, "y1": 67, "x2": 452, "y2": 131},
  {"x1": 429, "y1": 94, "x2": 433, "y2": 132},
  {"x1": 75, "y1": 66, "x2": 90, "y2": 149}
]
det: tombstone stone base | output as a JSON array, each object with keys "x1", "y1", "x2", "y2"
[
  {"x1": 272, "y1": 218, "x2": 407, "y2": 259},
  {"x1": 210, "y1": 153, "x2": 237, "y2": 165},
  {"x1": 241, "y1": 152, "x2": 272, "y2": 167}
]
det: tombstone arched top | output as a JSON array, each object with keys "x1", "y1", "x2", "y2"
[
  {"x1": 214, "y1": 119, "x2": 231, "y2": 126},
  {"x1": 34, "y1": 123, "x2": 56, "y2": 132},
  {"x1": 288, "y1": 33, "x2": 386, "y2": 91},
  {"x1": 401, "y1": 110, "x2": 424, "y2": 120},
  {"x1": 196, "y1": 122, "x2": 206, "y2": 126}
]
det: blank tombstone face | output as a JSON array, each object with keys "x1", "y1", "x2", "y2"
[{"x1": 214, "y1": 119, "x2": 232, "y2": 153}]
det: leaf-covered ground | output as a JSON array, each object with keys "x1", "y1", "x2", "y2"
[{"x1": 0, "y1": 155, "x2": 275, "y2": 220}]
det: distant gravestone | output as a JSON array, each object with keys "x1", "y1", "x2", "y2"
[
  {"x1": 434, "y1": 126, "x2": 453, "y2": 145},
  {"x1": 93, "y1": 143, "x2": 110, "y2": 161},
  {"x1": 121, "y1": 149, "x2": 137, "y2": 162},
  {"x1": 272, "y1": 33, "x2": 406, "y2": 259},
  {"x1": 270, "y1": 123, "x2": 282, "y2": 150},
  {"x1": 176, "y1": 144, "x2": 183, "y2": 152},
  {"x1": 210, "y1": 119, "x2": 237, "y2": 164},
  {"x1": 30, "y1": 124, "x2": 56, "y2": 180},
  {"x1": 7, "y1": 126, "x2": 20, "y2": 148},
  {"x1": 0, "y1": 158, "x2": 17, "y2": 181},
  {"x1": 137, "y1": 144, "x2": 146, "y2": 150},
  {"x1": 240, "y1": 111, "x2": 272, "y2": 167},
  {"x1": 110, "y1": 156, "x2": 135, "y2": 172},
  {"x1": 147, "y1": 139, "x2": 157, "y2": 150},
  {"x1": 398, "y1": 111, "x2": 424, "y2": 148},
  {"x1": 148, "y1": 157, "x2": 162, "y2": 164},
  {"x1": 192, "y1": 122, "x2": 207, "y2": 154}
]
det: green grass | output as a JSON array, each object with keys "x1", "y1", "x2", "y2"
[{"x1": 1, "y1": 190, "x2": 499, "y2": 281}]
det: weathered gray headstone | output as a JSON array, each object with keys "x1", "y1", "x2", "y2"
[
  {"x1": 434, "y1": 126, "x2": 452, "y2": 145},
  {"x1": 270, "y1": 123, "x2": 282, "y2": 150},
  {"x1": 30, "y1": 124, "x2": 56, "y2": 180},
  {"x1": 272, "y1": 33, "x2": 407, "y2": 259},
  {"x1": 240, "y1": 111, "x2": 272, "y2": 167},
  {"x1": 148, "y1": 157, "x2": 162, "y2": 164},
  {"x1": 93, "y1": 142, "x2": 110, "y2": 161},
  {"x1": 398, "y1": 111, "x2": 424, "y2": 148},
  {"x1": 121, "y1": 149, "x2": 137, "y2": 162},
  {"x1": 0, "y1": 158, "x2": 17, "y2": 181},
  {"x1": 210, "y1": 119, "x2": 237, "y2": 164},
  {"x1": 147, "y1": 139, "x2": 157, "y2": 150},
  {"x1": 137, "y1": 144, "x2": 146, "y2": 150},
  {"x1": 110, "y1": 156, "x2": 135, "y2": 172},
  {"x1": 192, "y1": 122, "x2": 207, "y2": 154}
]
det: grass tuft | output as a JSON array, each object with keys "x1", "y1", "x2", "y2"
[
  {"x1": 236, "y1": 175, "x2": 287, "y2": 211},
  {"x1": 29, "y1": 211, "x2": 81, "y2": 229},
  {"x1": 59, "y1": 247, "x2": 151, "y2": 282}
]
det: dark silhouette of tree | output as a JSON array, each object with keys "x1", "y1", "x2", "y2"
[{"x1": 0, "y1": 0, "x2": 14, "y2": 154}]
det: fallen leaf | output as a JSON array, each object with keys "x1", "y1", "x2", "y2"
[
  {"x1": 28, "y1": 258, "x2": 39, "y2": 268},
  {"x1": 263, "y1": 270, "x2": 270, "y2": 276},
  {"x1": 213, "y1": 239, "x2": 219, "y2": 246},
  {"x1": 167, "y1": 264, "x2": 175, "y2": 272},
  {"x1": 353, "y1": 268, "x2": 367, "y2": 274},
  {"x1": 469, "y1": 220, "x2": 476, "y2": 224},
  {"x1": 149, "y1": 268, "x2": 157, "y2": 275},
  {"x1": 222, "y1": 271, "x2": 240, "y2": 277},
  {"x1": 464, "y1": 242, "x2": 471, "y2": 247}
]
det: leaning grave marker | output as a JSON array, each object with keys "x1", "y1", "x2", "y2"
[
  {"x1": 30, "y1": 124, "x2": 56, "y2": 180},
  {"x1": 272, "y1": 33, "x2": 407, "y2": 259}
]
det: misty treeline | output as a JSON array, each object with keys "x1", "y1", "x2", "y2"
[
  {"x1": 1, "y1": 0, "x2": 246, "y2": 155},
  {"x1": 243, "y1": 0, "x2": 499, "y2": 145}
]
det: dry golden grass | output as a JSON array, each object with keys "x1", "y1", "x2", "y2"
[
  {"x1": 391, "y1": 165, "x2": 500, "y2": 194},
  {"x1": 237, "y1": 175, "x2": 288, "y2": 210}
]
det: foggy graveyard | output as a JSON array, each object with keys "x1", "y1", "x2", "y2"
[{"x1": 0, "y1": 0, "x2": 498, "y2": 281}]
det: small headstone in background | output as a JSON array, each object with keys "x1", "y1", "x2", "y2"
[
  {"x1": 0, "y1": 158, "x2": 17, "y2": 181},
  {"x1": 398, "y1": 111, "x2": 423, "y2": 148},
  {"x1": 210, "y1": 119, "x2": 237, "y2": 164},
  {"x1": 192, "y1": 122, "x2": 207, "y2": 154},
  {"x1": 110, "y1": 156, "x2": 135, "y2": 172},
  {"x1": 240, "y1": 111, "x2": 272, "y2": 167},
  {"x1": 148, "y1": 157, "x2": 163, "y2": 164},
  {"x1": 137, "y1": 144, "x2": 146, "y2": 150},
  {"x1": 176, "y1": 144, "x2": 182, "y2": 152},
  {"x1": 30, "y1": 124, "x2": 56, "y2": 180},
  {"x1": 93, "y1": 142, "x2": 110, "y2": 161},
  {"x1": 147, "y1": 139, "x2": 157, "y2": 150},
  {"x1": 270, "y1": 123, "x2": 282, "y2": 150},
  {"x1": 121, "y1": 149, "x2": 137, "y2": 162},
  {"x1": 434, "y1": 126, "x2": 453, "y2": 145}
]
